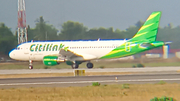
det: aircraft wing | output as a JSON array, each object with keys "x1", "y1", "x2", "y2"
[{"x1": 59, "y1": 49, "x2": 97, "y2": 61}]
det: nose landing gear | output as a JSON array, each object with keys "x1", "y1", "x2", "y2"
[{"x1": 29, "y1": 60, "x2": 33, "y2": 69}]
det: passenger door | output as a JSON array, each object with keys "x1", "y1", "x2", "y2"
[{"x1": 125, "y1": 42, "x2": 131, "y2": 52}]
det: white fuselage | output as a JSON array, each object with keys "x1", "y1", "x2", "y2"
[{"x1": 9, "y1": 40, "x2": 126, "y2": 61}]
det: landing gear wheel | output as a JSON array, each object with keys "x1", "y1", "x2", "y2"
[
  {"x1": 71, "y1": 64, "x2": 79, "y2": 69},
  {"x1": 29, "y1": 60, "x2": 33, "y2": 69},
  {"x1": 86, "y1": 63, "x2": 93, "y2": 69},
  {"x1": 29, "y1": 65, "x2": 33, "y2": 69}
]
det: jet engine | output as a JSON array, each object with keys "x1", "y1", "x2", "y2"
[{"x1": 43, "y1": 56, "x2": 64, "y2": 66}]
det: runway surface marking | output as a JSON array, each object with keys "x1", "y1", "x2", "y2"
[{"x1": 1, "y1": 78, "x2": 180, "y2": 86}]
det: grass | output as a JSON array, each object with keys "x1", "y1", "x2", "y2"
[
  {"x1": 157, "y1": 80, "x2": 166, "y2": 85},
  {"x1": 92, "y1": 82, "x2": 101, "y2": 86},
  {"x1": 1, "y1": 58, "x2": 180, "y2": 69},
  {"x1": 150, "y1": 96, "x2": 176, "y2": 101},
  {"x1": 122, "y1": 84, "x2": 130, "y2": 89},
  {"x1": 0, "y1": 83, "x2": 179, "y2": 101}
]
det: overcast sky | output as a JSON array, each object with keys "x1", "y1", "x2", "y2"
[{"x1": 0, "y1": 0, "x2": 179, "y2": 32}]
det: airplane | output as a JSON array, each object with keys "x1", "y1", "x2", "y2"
[{"x1": 9, "y1": 11, "x2": 165, "y2": 69}]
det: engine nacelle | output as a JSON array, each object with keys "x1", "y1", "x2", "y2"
[
  {"x1": 66, "y1": 61, "x2": 83, "y2": 65},
  {"x1": 43, "y1": 56, "x2": 61, "y2": 66}
]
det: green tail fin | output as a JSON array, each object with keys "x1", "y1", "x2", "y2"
[{"x1": 129, "y1": 11, "x2": 161, "y2": 42}]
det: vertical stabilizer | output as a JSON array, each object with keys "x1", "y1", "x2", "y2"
[{"x1": 129, "y1": 11, "x2": 161, "y2": 42}]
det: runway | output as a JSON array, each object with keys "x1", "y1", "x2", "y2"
[
  {"x1": 1, "y1": 66, "x2": 180, "y2": 74},
  {"x1": 1, "y1": 73, "x2": 180, "y2": 88}
]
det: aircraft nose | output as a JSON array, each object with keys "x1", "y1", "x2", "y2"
[{"x1": 9, "y1": 50, "x2": 15, "y2": 59}]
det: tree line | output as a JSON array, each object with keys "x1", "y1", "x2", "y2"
[{"x1": 0, "y1": 16, "x2": 180, "y2": 55}]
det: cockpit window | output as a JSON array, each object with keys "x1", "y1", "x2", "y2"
[{"x1": 16, "y1": 47, "x2": 20, "y2": 50}]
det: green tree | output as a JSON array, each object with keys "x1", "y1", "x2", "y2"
[
  {"x1": 135, "y1": 20, "x2": 144, "y2": 28},
  {"x1": 33, "y1": 16, "x2": 58, "y2": 40},
  {"x1": 84, "y1": 27, "x2": 125, "y2": 40},
  {"x1": 27, "y1": 25, "x2": 35, "y2": 41},
  {"x1": 124, "y1": 25, "x2": 139, "y2": 38},
  {"x1": 85, "y1": 27, "x2": 109, "y2": 39},
  {"x1": 59, "y1": 21, "x2": 88, "y2": 40},
  {"x1": 123, "y1": 20, "x2": 144, "y2": 39},
  {"x1": 157, "y1": 23, "x2": 180, "y2": 49},
  {"x1": 0, "y1": 23, "x2": 17, "y2": 55},
  {"x1": 114, "y1": 28, "x2": 126, "y2": 39}
]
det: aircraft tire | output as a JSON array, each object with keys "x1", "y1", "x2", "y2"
[
  {"x1": 29, "y1": 65, "x2": 33, "y2": 69},
  {"x1": 87, "y1": 63, "x2": 93, "y2": 69},
  {"x1": 72, "y1": 64, "x2": 79, "y2": 69}
]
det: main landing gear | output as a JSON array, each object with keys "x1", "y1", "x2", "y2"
[
  {"x1": 29, "y1": 60, "x2": 33, "y2": 69},
  {"x1": 71, "y1": 63, "x2": 79, "y2": 69},
  {"x1": 71, "y1": 62, "x2": 94, "y2": 69},
  {"x1": 86, "y1": 62, "x2": 93, "y2": 69}
]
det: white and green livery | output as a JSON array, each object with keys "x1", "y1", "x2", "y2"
[{"x1": 9, "y1": 11, "x2": 166, "y2": 69}]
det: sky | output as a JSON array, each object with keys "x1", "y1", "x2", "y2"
[{"x1": 0, "y1": 0, "x2": 180, "y2": 32}]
